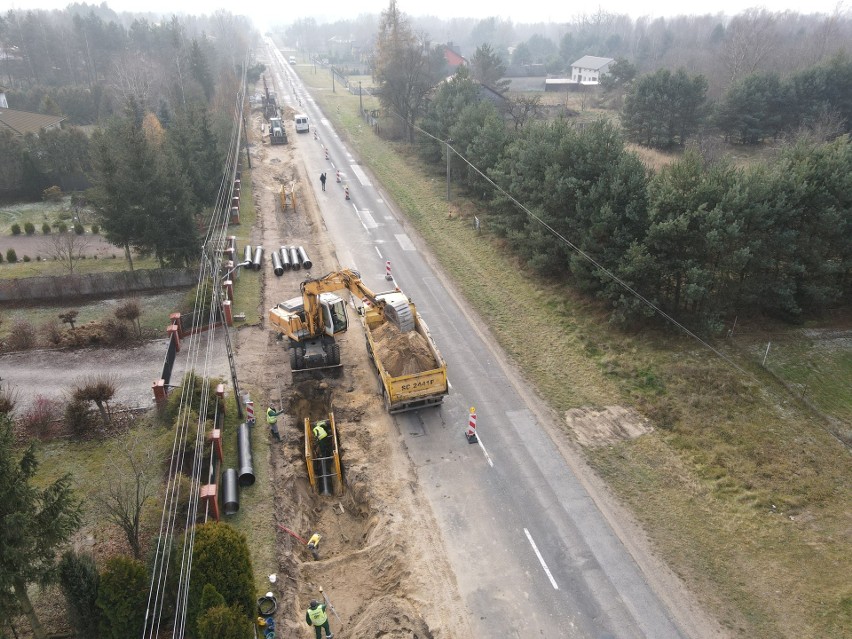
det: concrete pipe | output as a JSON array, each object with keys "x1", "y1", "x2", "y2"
[
  {"x1": 271, "y1": 250, "x2": 284, "y2": 276},
  {"x1": 297, "y1": 246, "x2": 312, "y2": 270},
  {"x1": 237, "y1": 422, "x2": 255, "y2": 486},
  {"x1": 253, "y1": 246, "x2": 264, "y2": 271},
  {"x1": 280, "y1": 246, "x2": 291, "y2": 270},
  {"x1": 222, "y1": 468, "x2": 239, "y2": 515},
  {"x1": 289, "y1": 246, "x2": 301, "y2": 271},
  {"x1": 243, "y1": 244, "x2": 252, "y2": 265}
]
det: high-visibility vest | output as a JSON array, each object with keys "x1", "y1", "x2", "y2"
[
  {"x1": 312, "y1": 422, "x2": 328, "y2": 441},
  {"x1": 307, "y1": 604, "x2": 328, "y2": 626},
  {"x1": 267, "y1": 408, "x2": 278, "y2": 425}
]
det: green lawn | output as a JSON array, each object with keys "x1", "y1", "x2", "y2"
[{"x1": 295, "y1": 64, "x2": 852, "y2": 639}]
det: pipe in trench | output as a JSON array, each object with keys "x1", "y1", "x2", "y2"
[
  {"x1": 289, "y1": 246, "x2": 301, "y2": 270},
  {"x1": 253, "y1": 246, "x2": 264, "y2": 271},
  {"x1": 222, "y1": 468, "x2": 239, "y2": 515},
  {"x1": 318, "y1": 457, "x2": 331, "y2": 495},
  {"x1": 237, "y1": 422, "x2": 255, "y2": 486},
  {"x1": 297, "y1": 246, "x2": 312, "y2": 270},
  {"x1": 279, "y1": 246, "x2": 291, "y2": 270},
  {"x1": 271, "y1": 250, "x2": 284, "y2": 276}
]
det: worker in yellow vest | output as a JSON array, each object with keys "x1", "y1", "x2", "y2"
[
  {"x1": 312, "y1": 419, "x2": 332, "y2": 456},
  {"x1": 267, "y1": 405, "x2": 283, "y2": 441},
  {"x1": 305, "y1": 599, "x2": 333, "y2": 639}
]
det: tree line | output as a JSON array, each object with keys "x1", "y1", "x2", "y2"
[
  {"x1": 415, "y1": 65, "x2": 851, "y2": 328},
  {"x1": 618, "y1": 53, "x2": 852, "y2": 149}
]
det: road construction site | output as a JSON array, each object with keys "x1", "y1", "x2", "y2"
[{"x1": 229, "y1": 86, "x2": 471, "y2": 638}]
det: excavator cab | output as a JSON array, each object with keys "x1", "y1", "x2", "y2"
[{"x1": 320, "y1": 293, "x2": 348, "y2": 336}]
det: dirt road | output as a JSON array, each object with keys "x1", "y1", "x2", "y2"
[{"x1": 231, "y1": 110, "x2": 472, "y2": 638}]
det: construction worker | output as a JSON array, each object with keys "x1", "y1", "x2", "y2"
[
  {"x1": 312, "y1": 419, "x2": 331, "y2": 456},
  {"x1": 305, "y1": 599, "x2": 333, "y2": 639},
  {"x1": 267, "y1": 405, "x2": 283, "y2": 441},
  {"x1": 307, "y1": 532, "x2": 321, "y2": 560}
]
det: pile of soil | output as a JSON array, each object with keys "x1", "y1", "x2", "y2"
[{"x1": 372, "y1": 321, "x2": 436, "y2": 377}]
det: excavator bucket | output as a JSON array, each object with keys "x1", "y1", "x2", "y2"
[{"x1": 381, "y1": 293, "x2": 415, "y2": 333}]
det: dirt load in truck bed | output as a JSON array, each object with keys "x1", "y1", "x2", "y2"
[{"x1": 372, "y1": 321, "x2": 436, "y2": 376}]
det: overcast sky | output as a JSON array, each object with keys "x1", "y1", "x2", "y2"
[{"x1": 8, "y1": 0, "x2": 845, "y2": 29}]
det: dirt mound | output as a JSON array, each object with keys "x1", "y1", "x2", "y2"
[
  {"x1": 346, "y1": 595, "x2": 434, "y2": 638},
  {"x1": 372, "y1": 322, "x2": 436, "y2": 377}
]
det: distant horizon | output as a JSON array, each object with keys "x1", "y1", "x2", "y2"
[{"x1": 3, "y1": 0, "x2": 847, "y2": 32}]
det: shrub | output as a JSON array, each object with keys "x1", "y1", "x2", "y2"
[
  {"x1": 22, "y1": 255, "x2": 30, "y2": 262},
  {"x1": 74, "y1": 223, "x2": 85, "y2": 235},
  {"x1": 59, "y1": 551, "x2": 101, "y2": 639},
  {"x1": 5, "y1": 248, "x2": 16, "y2": 263},
  {"x1": 65, "y1": 397, "x2": 97, "y2": 436},
  {"x1": 7, "y1": 318, "x2": 35, "y2": 350},
  {"x1": 0, "y1": 386, "x2": 18, "y2": 415},
  {"x1": 97, "y1": 557, "x2": 148, "y2": 639},
  {"x1": 19, "y1": 395, "x2": 60, "y2": 438},
  {"x1": 43, "y1": 185, "x2": 63, "y2": 201},
  {"x1": 41, "y1": 320, "x2": 63, "y2": 345},
  {"x1": 164, "y1": 373, "x2": 223, "y2": 424},
  {"x1": 0, "y1": 252, "x2": 4, "y2": 264},
  {"x1": 197, "y1": 605, "x2": 252, "y2": 639},
  {"x1": 92, "y1": 223, "x2": 100, "y2": 234},
  {"x1": 187, "y1": 523, "x2": 255, "y2": 636},
  {"x1": 104, "y1": 318, "x2": 131, "y2": 343},
  {"x1": 42, "y1": 222, "x2": 51, "y2": 234},
  {"x1": 57, "y1": 222, "x2": 68, "y2": 233},
  {"x1": 24, "y1": 221, "x2": 35, "y2": 235},
  {"x1": 10, "y1": 223, "x2": 21, "y2": 235}
]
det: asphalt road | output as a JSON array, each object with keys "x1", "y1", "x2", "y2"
[{"x1": 266, "y1": 40, "x2": 687, "y2": 639}]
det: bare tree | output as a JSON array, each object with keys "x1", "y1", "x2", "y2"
[
  {"x1": 115, "y1": 299, "x2": 143, "y2": 337},
  {"x1": 722, "y1": 9, "x2": 779, "y2": 85},
  {"x1": 73, "y1": 375, "x2": 117, "y2": 425},
  {"x1": 48, "y1": 231, "x2": 90, "y2": 275},
  {"x1": 503, "y1": 94, "x2": 543, "y2": 130},
  {"x1": 110, "y1": 52, "x2": 155, "y2": 107},
  {"x1": 97, "y1": 431, "x2": 159, "y2": 559}
]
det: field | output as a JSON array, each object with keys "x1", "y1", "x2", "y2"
[{"x1": 298, "y1": 65, "x2": 852, "y2": 638}]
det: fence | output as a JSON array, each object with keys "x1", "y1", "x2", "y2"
[{"x1": 0, "y1": 268, "x2": 197, "y2": 302}]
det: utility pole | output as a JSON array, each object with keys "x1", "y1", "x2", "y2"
[
  {"x1": 359, "y1": 81, "x2": 363, "y2": 114},
  {"x1": 446, "y1": 140, "x2": 453, "y2": 201},
  {"x1": 331, "y1": 66, "x2": 335, "y2": 92}
]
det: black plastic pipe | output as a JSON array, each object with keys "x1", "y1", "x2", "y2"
[
  {"x1": 237, "y1": 422, "x2": 255, "y2": 486},
  {"x1": 253, "y1": 246, "x2": 264, "y2": 271},
  {"x1": 280, "y1": 246, "x2": 291, "y2": 270},
  {"x1": 271, "y1": 250, "x2": 284, "y2": 276},
  {"x1": 222, "y1": 468, "x2": 239, "y2": 515},
  {"x1": 289, "y1": 246, "x2": 301, "y2": 271},
  {"x1": 297, "y1": 246, "x2": 312, "y2": 270}
]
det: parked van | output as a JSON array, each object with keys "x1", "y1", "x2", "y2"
[
  {"x1": 288, "y1": 55, "x2": 296, "y2": 64},
  {"x1": 294, "y1": 114, "x2": 309, "y2": 133}
]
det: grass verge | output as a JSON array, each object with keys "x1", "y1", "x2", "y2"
[{"x1": 296, "y1": 66, "x2": 852, "y2": 639}]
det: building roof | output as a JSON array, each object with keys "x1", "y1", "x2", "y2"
[
  {"x1": 0, "y1": 108, "x2": 65, "y2": 136},
  {"x1": 443, "y1": 47, "x2": 465, "y2": 68},
  {"x1": 570, "y1": 55, "x2": 614, "y2": 70}
]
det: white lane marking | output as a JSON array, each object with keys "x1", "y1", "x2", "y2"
[
  {"x1": 395, "y1": 233, "x2": 416, "y2": 251},
  {"x1": 352, "y1": 205, "x2": 369, "y2": 232},
  {"x1": 375, "y1": 246, "x2": 383, "y2": 259},
  {"x1": 524, "y1": 528, "x2": 559, "y2": 590},
  {"x1": 350, "y1": 164, "x2": 373, "y2": 187},
  {"x1": 359, "y1": 208, "x2": 378, "y2": 229},
  {"x1": 477, "y1": 435, "x2": 494, "y2": 468}
]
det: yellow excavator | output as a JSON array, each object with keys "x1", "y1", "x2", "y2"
[{"x1": 269, "y1": 268, "x2": 414, "y2": 373}]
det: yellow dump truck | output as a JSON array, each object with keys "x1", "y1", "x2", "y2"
[{"x1": 361, "y1": 295, "x2": 448, "y2": 414}]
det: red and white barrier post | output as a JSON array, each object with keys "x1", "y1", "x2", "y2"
[
  {"x1": 344, "y1": 184, "x2": 350, "y2": 200},
  {"x1": 385, "y1": 260, "x2": 393, "y2": 281},
  {"x1": 336, "y1": 170, "x2": 341, "y2": 183},
  {"x1": 244, "y1": 394, "x2": 255, "y2": 426},
  {"x1": 466, "y1": 407, "x2": 478, "y2": 443}
]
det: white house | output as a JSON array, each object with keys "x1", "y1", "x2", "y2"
[{"x1": 570, "y1": 56, "x2": 615, "y2": 84}]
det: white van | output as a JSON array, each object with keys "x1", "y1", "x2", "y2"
[{"x1": 294, "y1": 114, "x2": 309, "y2": 133}]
